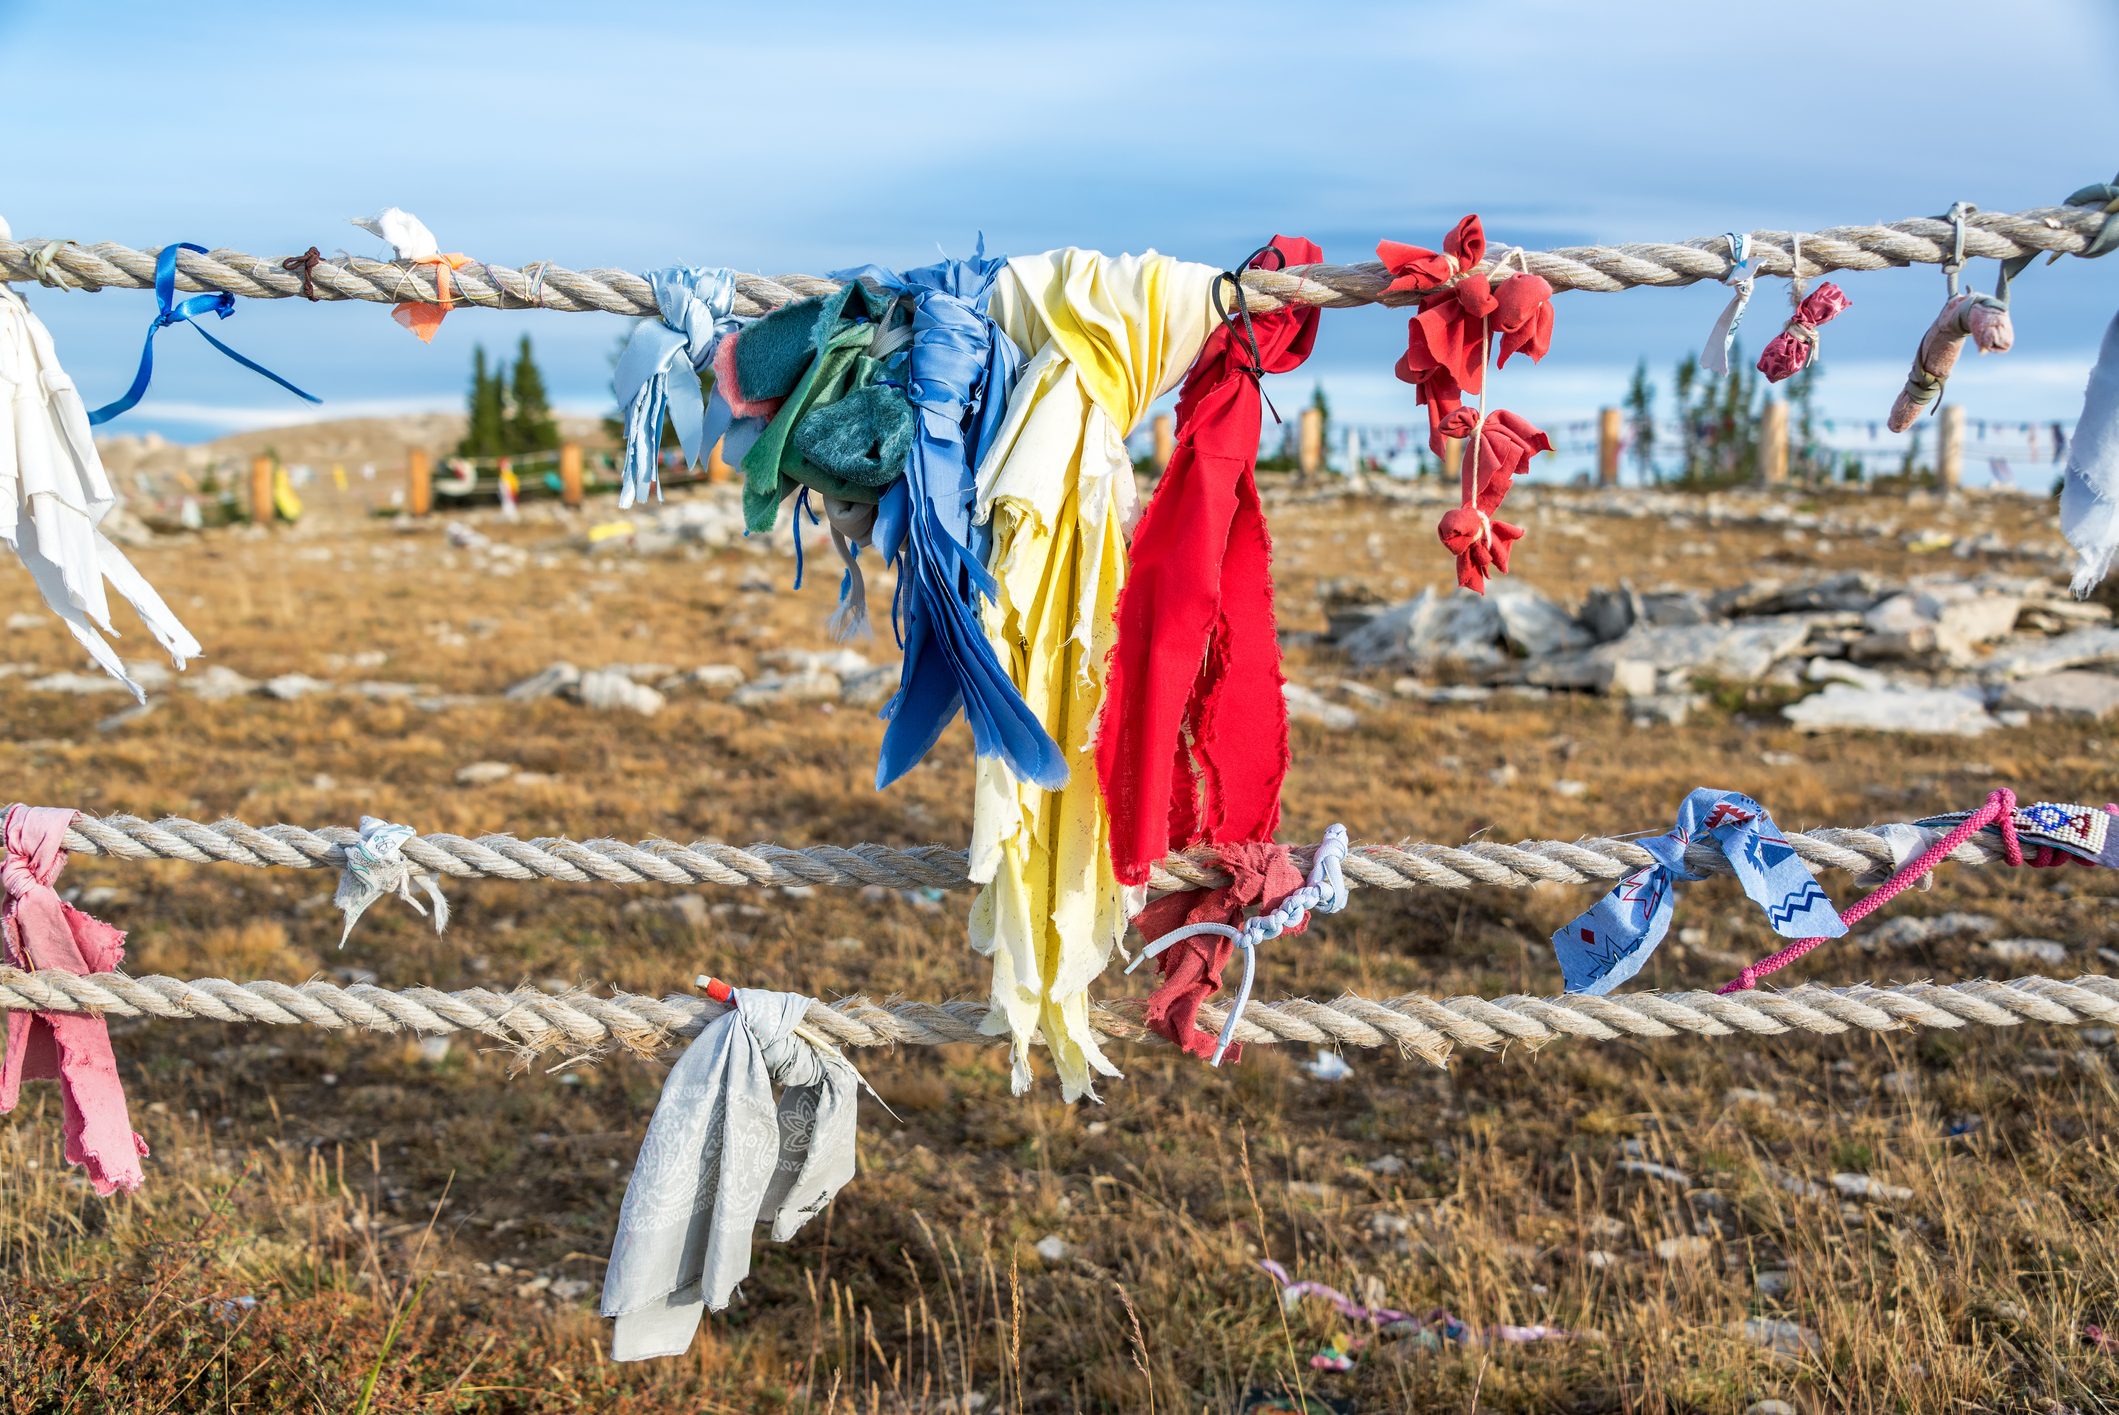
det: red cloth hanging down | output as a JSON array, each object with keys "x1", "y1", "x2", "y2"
[
  {"x1": 0, "y1": 806, "x2": 147, "y2": 1196},
  {"x1": 1758, "y1": 283, "x2": 1851, "y2": 383},
  {"x1": 1378, "y1": 217, "x2": 1556, "y2": 594},
  {"x1": 1098, "y1": 233, "x2": 1321, "y2": 1060}
]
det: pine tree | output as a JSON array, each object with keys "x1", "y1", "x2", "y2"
[
  {"x1": 1673, "y1": 354, "x2": 1700, "y2": 481},
  {"x1": 506, "y1": 335, "x2": 561, "y2": 455},
  {"x1": 457, "y1": 345, "x2": 507, "y2": 459},
  {"x1": 1623, "y1": 358, "x2": 1657, "y2": 485}
]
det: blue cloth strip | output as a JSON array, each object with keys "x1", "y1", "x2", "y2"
[
  {"x1": 88, "y1": 244, "x2": 319, "y2": 426},
  {"x1": 1552, "y1": 787, "x2": 1845, "y2": 995},
  {"x1": 833, "y1": 246, "x2": 1064, "y2": 792},
  {"x1": 612, "y1": 267, "x2": 742, "y2": 509}
]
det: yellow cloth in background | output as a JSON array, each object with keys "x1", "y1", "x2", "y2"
[
  {"x1": 271, "y1": 465, "x2": 302, "y2": 523},
  {"x1": 969, "y1": 249, "x2": 1218, "y2": 1099}
]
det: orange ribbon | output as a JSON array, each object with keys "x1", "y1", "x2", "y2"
[{"x1": 392, "y1": 252, "x2": 470, "y2": 343}]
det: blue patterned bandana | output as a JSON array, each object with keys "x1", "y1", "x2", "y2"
[{"x1": 1553, "y1": 788, "x2": 1846, "y2": 994}]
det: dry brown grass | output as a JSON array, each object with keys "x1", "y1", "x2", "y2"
[{"x1": 4, "y1": 478, "x2": 2119, "y2": 1412}]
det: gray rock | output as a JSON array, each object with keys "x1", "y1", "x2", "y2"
[
  {"x1": 1738, "y1": 1316, "x2": 1820, "y2": 1356},
  {"x1": 261, "y1": 673, "x2": 332, "y2": 701},
  {"x1": 657, "y1": 664, "x2": 747, "y2": 694},
  {"x1": 1988, "y1": 937, "x2": 2068, "y2": 965},
  {"x1": 1746, "y1": 1400, "x2": 1798, "y2": 1415},
  {"x1": 96, "y1": 701, "x2": 155, "y2": 733},
  {"x1": 455, "y1": 761, "x2": 517, "y2": 786},
  {"x1": 185, "y1": 664, "x2": 260, "y2": 702},
  {"x1": 1783, "y1": 683, "x2": 1994, "y2": 736},
  {"x1": 1803, "y1": 657, "x2": 1890, "y2": 690},
  {"x1": 1627, "y1": 692, "x2": 1697, "y2": 726},
  {"x1": 1579, "y1": 585, "x2": 1639, "y2": 643},
  {"x1": 1338, "y1": 589, "x2": 1505, "y2": 671},
  {"x1": 506, "y1": 662, "x2": 580, "y2": 702},
  {"x1": 1720, "y1": 570, "x2": 1885, "y2": 616},
  {"x1": 348, "y1": 680, "x2": 427, "y2": 701},
  {"x1": 759, "y1": 647, "x2": 871, "y2": 677},
  {"x1": 1870, "y1": 911, "x2": 1996, "y2": 949},
  {"x1": 1595, "y1": 615, "x2": 1818, "y2": 684},
  {"x1": 839, "y1": 665, "x2": 898, "y2": 707},
  {"x1": 1490, "y1": 583, "x2": 1592, "y2": 657},
  {"x1": 605, "y1": 662, "x2": 677, "y2": 684},
  {"x1": 622, "y1": 893, "x2": 709, "y2": 930},
  {"x1": 28, "y1": 670, "x2": 129, "y2": 695},
  {"x1": 572, "y1": 670, "x2": 666, "y2": 715},
  {"x1": 1985, "y1": 627, "x2": 2119, "y2": 680},
  {"x1": 1856, "y1": 590, "x2": 2021, "y2": 663},
  {"x1": 731, "y1": 670, "x2": 841, "y2": 707},
  {"x1": 1284, "y1": 682, "x2": 1357, "y2": 730},
  {"x1": 2000, "y1": 670, "x2": 2119, "y2": 719}
]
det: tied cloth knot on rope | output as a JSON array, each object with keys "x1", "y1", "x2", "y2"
[
  {"x1": 1721, "y1": 791, "x2": 2119, "y2": 992},
  {"x1": 333, "y1": 817, "x2": 449, "y2": 947},
  {"x1": 1377, "y1": 218, "x2": 1555, "y2": 592},
  {"x1": 1098, "y1": 235, "x2": 1321, "y2": 892},
  {"x1": 602, "y1": 977, "x2": 863, "y2": 1361},
  {"x1": 1757, "y1": 235, "x2": 1850, "y2": 384},
  {"x1": 86, "y1": 243, "x2": 320, "y2": 426},
  {"x1": 1888, "y1": 203, "x2": 2014, "y2": 433},
  {"x1": 1700, "y1": 232, "x2": 1758, "y2": 376},
  {"x1": 1552, "y1": 788, "x2": 1845, "y2": 995},
  {"x1": 0, "y1": 804, "x2": 147, "y2": 1196},
  {"x1": 351, "y1": 209, "x2": 468, "y2": 344},
  {"x1": 1129, "y1": 824, "x2": 1350, "y2": 1065},
  {"x1": 0, "y1": 264, "x2": 202, "y2": 697},
  {"x1": 613, "y1": 267, "x2": 743, "y2": 509},
  {"x1": 281, "y1": 246, "x2": 324, "y2": 302}
]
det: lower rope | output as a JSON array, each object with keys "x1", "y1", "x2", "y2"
[{"x1": 5, "y1": 967, "x2": 2117, "y2": 1063}]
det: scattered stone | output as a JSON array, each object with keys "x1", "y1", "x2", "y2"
[
  {"x1": 1585, "y1": 615, "x2": 1817, "y2": 686},
  {"x1": 1738, "y1": 1316, "x2": 1819, "y2": 1357},
  {"x1": 455, "y1": 762, "x2": 517, "y2": 786},
  {"x1": 760, "y1": 647, "x2": 871, "y2": 678},
  {"x1": 1721, "y1": 570, "x2": 1885, "y2": 617},
  {"x1": 2000, "y1": 670, "x2": 2119, "y2": 719},
  {"x1": 261, "y1": 673, "x2": 331, "y2": 701},
  {"x1": 506, "y1": 662, "x2": 580, "y2": 701},
  {"x1": 185, "y1": 664, "x2": 260, "y2": 702},
  {"x1": 572, "y1": 670, "x2": 666, "y2": 716},
  {"x1": 1366, "y1": 1154, "x2": 1408, "y2": 1176},
  {"x1": 622, "y1": 894, "x2": 709, "y2": 930},
  {"x1": 1870, "y1": 911, "x2": 1996, "y2": 949},
  {"x1": 1753, "y1": 1269, "x2": 1791, "y2": 1298},
  {"x1": 1988, "y1": 937, "x2": 2068, "y2": 965},
  {"x1": 731, "y1": 670, "x2": 842, "y2": 707},
  {"x1": 1724, "y1": 1087, "x2": 1778, "y2": 1107},
  {"x1": 1654, "y1": 1235, "x2": 1712, "y2": 1262},
  {"x1": 1803, "y1": 657, "x2": 1890, "y2": 690},
  {"x1": 1986, "y1": 627, "x2": 2119, "y2": 680},
  {"x1": 96, "y1": 701, "x2": 154, "y2": 733},
  {"x1": 4, "y1": 611, "x2": 45, "y2": 631},
  {"x1": 1491, "y1": 583, "x2": 1593, "y2": 657},
  {"x1": 1284, "y1": 682, "x2": 1357, "y2": 730},
  {"x1": 1330, "y1": 678, "x2": 1393, "y2": 710},
  {"x1": 839, "y1": 665, "x2": 898, "y2": 707},
  {"x1": 1745, "y1": 1400, "x2": 1798, "y2": 1415},
  {"x1": 658, "y1": 664, "x2": 747, "y2": 694},
  {"x1": 28, "y1": 671, "x2": 129, "y2": 695},
  {"x1": 1783, "y1": 683, "x2": 1994, "y2": 736},
  {"x1": 1033, "y1": 1235, "x2": 1068, "y2": 1263},
  {"x1": 1831, "y1": 1173, "x2": 1913, "y2": 1203},
  {"x1": 1338, "y1": 589, "x2": 1506, "y2": 671},
  {"x1": 1627, "y1": 693, "x2": 1697, "y2": 726},
  {"x1": 1551, "y1": 779, "x2": 1588, "y2": 799},
  {"x1": 1618, "y1": 1159, "x2": 1690, "y2": 1185}
]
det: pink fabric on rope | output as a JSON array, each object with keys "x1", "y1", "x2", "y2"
[
  {"x1": 0, "y1": 805, "x2": 148, "y2": 1195},
  {"x1": 1718, "y1": 788, "x2": 2060, "y2": 993}
]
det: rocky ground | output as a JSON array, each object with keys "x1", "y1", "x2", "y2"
[{"x1": 4, "y1": 474, "x2": 2119, "y2": 1413}]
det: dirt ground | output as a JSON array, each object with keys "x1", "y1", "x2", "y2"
[{"x1": 4, "y1": 472, "x2": 2118, "y2": 1414}]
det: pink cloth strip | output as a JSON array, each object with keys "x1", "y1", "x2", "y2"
[{"x1": 0, "y1": 804, "x2": 148, "y2": 1195}]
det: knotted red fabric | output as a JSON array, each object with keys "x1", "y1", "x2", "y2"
[
  {"x1": 1098, "y1": 234, "x2": 1321, "y2": 1058},
  {"x1": 1758, "y1": 283, "x2": 1851, "y2": 382},
  {"x1": 0, "y1": 805, "x2": 148, "y2": 1195},
  {"x1": 1131, "y1": 843, "x2": 1306, "y2": 1062},
  {"x1": 1379, "y1": 217, "x2": 1556, "y2": 594}
]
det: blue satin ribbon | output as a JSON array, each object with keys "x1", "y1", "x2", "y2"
[
  {"x1": 88, "y1": 243, "x2": 320, "y2": 426},
  {"x1": 612, "y1": 267, "x2": 741, "y2": 508},
  {"x1": 831, "y1": 246, "x2": 1064, "y2": 791},
  {"x1": 1551, "y1": 787, "x2": 1845, "y2": 994}
]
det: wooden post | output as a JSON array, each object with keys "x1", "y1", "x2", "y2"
[
  {"x1": 1297, "y1": 407, "x2": 1324, "y2": 478},
  {"x1": 408, "y1": 449, "x2": 433, "y2": 517},
  {"x1": 1760, "y1": 398, "x2": 1789, "y2": 485},
  {"x1": 249, "y1": 456, "x2": 274, "y2": 526},
  {"x1": 559, "y1": 442, "x2": 584, "y2": 507},
  {"x1": 1439, "y1": 436, "x2": 1463, "y2": 486},
  {"x1": 1938, "y1": 403, "x2": 1964, "y2": 495},
  {"x1": 1151, "y1": 414, "x2": 1174, "y2": 472},
  {"x1": 707, "y1": 436, "x2": 732, "y2": 485},
  {"x1": 1597, "y1": 407, "x2": 1622, "y2": 488}
]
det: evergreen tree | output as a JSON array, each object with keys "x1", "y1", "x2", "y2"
[
  {"x1": 1623, "y1": 358, "x2": 1657, "y2": 484},
  {"x1": 457, "y1": 345, "x2": 507, "y2": 459},
  {"x1": 1789, "y1": 363, "x2": 1822, "y2": 481},
  {"x1": 1673, "y1": 354, "x2": 1700, "y2": 480},
  {"x1": 506, "y1": 335, "x2": 561, "y2": 455}
]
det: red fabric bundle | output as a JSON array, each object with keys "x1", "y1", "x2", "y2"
[
  {"x1": 1758, "y1": 283, "x2": 1851, "y2": 383},
  {"x1": 1098, "y1": 234, "x2": 1321, "y2": 1057},
  {"x1": 1378, "y1": 217, "x2": 1556, "y2": 595},
  {"x1": 1131, "y1": 843, "x2": 1305, "y2": 1063}
]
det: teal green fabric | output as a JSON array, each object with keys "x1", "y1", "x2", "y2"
[
  {"x1": 734, "y1": 295, "x2": 838, "y2": 402},
  {"x1": 740, "y1": 282, "x2": 913, "y2": 532}
]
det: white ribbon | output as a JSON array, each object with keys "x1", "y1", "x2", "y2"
[
  {"x1": 333, "y1": 816, "x2": 449, "y2": 947},
  {"x1": 1700, "y1": 233, "x2": 1757, "y2": 376}
]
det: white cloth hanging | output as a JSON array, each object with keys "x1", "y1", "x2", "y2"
[
  {"x1": 0, "y1": 271, "x2": 200, "y2": 700},
  {"x1": 2062, "y1": 311, "x2": 2119, "y2": 596}
]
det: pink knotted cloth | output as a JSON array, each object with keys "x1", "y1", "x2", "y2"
[
  {"x1": 0, "y1": 805, "x2": 147, "y2": 1195},
  {"x1": 1758, "y1": 284, "x2": 1851, "y2": 383}
]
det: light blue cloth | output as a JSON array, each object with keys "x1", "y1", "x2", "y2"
[
  {"x1": 1552, "y1": 787, "x2": 1845, "y2": 994},
  {"x1": 612, "y1": 267, "x2": 743, "y2": 509},
  {"x1": 831, "y1": 248, "x2": 1065, "y2": 791}
]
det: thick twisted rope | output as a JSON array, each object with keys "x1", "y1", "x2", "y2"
[
  {"x1": 0, "y1": 202, "x2": 2104, "y2": 317},
  {"x1": 4, "y1": 967, "x2": 2113, "y2": 1062},
  {"x1": 56, "y1": 812, "x2": 1985, "y2": 895}
]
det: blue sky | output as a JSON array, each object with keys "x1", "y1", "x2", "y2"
[{"x1": 5, "y1": 0, "x2": 2117, "y2": 466}]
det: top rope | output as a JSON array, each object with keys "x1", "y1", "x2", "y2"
[
  {"x1": 1, "y1": 201, "x2": 2107, "y2": 318},
  {"x1": 49, "y1": 811, "x2": 1996, "y2": 895}
]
